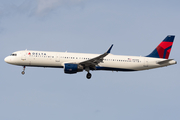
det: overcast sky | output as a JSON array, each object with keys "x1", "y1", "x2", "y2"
[{"x1": 0, "y1": 0, "x2": 180, "y2": 120}]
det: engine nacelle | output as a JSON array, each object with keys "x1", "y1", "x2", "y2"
[{"x1": 64, "y1": 63, "x2": 84, "y2": 74}]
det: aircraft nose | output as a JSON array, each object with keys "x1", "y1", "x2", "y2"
[{"x1": 4, "y1": 57, "x2": 10, "y2": 63}]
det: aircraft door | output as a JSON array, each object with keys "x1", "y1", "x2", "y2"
[
  {"x1": 56, "y1": 54, "x2": 60, "y2": 62},
  {"x1": 21, "y1": 51, "x2": 26, "y2": 61},
  {"x1": 144, "y1": 58, "x2": 148, "y2": 67}
]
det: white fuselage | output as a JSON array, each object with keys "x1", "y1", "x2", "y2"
[{"x1": 4, "y1": 50, "x2": 177, "y2": 71}]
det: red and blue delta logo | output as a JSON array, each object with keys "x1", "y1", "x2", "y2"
[{"x1": 156, "y1": 41, "x2": 173, "y2": 59}]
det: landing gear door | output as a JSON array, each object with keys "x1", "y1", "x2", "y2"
[
  {"x1": 144, "y1": 58, "x2": 148, "y2": 67},
  {"x1": 21, "y1": 51, "x2": 26, "y2": 61}
]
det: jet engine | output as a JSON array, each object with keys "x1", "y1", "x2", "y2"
[{"x1": 64, "y1": 63, "x2": 84, "y2": 74}]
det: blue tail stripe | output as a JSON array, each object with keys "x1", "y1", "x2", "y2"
[
  {"x1": 163, "y1": 35, "x2": 175, "y2": 42},
  {"x1": 146, "y1": 49, "x2": 159, "y2": 58},
  {"x1": 163, "y1": 46, "x2": 172, "y2": 59}
]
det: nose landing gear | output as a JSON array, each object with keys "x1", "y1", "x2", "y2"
[{"x1": 21, "y1": 66, "x2": 25, "y2": 75}]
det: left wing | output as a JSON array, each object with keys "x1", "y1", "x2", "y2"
[{"x1": 79, "y1": 44, "x2": 113, "y2": 69}]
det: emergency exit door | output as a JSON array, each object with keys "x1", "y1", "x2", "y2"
[
  {"x1": 56, "y1": 54, "x2": 60, "y2": 62},
  {"x1": 21, "y1": 52, "x2": 26, "y2": 61},
  {"x1": 144, "y1": 58, "x2": 148, "y2": 67}
]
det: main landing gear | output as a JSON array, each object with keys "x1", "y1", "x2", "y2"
[
  {"x1": 21, "y1": 66, "x2": 25, "y2": 75},
  {"x1": 85, "y1": 67, "x2": 92, "y2": 79},
  {"x1": 86, "y1": 72, "x2": 92, "y2": 79}
]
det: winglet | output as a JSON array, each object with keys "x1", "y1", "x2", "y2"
[{"x1": 107, "y1": 44, "x2": 113, "y2": 53}]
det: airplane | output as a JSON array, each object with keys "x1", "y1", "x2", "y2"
[{"x1": 4, "y1": 35, "x2": 177, "y2": 79}]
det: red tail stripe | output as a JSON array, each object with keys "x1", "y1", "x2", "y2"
[
  {"x1": 156, "y1": 46, "x2": 164, "y2": 58},
  {"x1": 159, "y1": 42, "x2": 173, "y2": 49}
]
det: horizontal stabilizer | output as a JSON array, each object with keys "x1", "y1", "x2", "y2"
[{"x1": 157, "y1": 59, "x2": 174, "y2": 64}]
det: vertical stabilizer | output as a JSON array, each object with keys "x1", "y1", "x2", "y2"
[{"x1": 146, "y1": 35, "x2": 175, "y2": 59}]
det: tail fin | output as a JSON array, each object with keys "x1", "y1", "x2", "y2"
[{"x1": 146, "y1": 35, "x2": 175, "y2": 59}]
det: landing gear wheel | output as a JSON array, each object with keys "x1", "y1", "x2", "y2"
[
  {"x1": 21, "y1": 71, "x2": 25, "y2": 75},
  {"x1": 21, "y1": 66, "x2": 26, "y2": 75},
  {"x1": 86, "y1": 73, "x2": 92, "y2": 79}
]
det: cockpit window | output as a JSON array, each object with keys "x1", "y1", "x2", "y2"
[{"x1": 10, "y1": 54, "x2": 17, "y2": 56}]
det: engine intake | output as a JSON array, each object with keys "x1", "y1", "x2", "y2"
[{"x1": 64, "y1": 63, "x2": 84, "y2": 74}]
